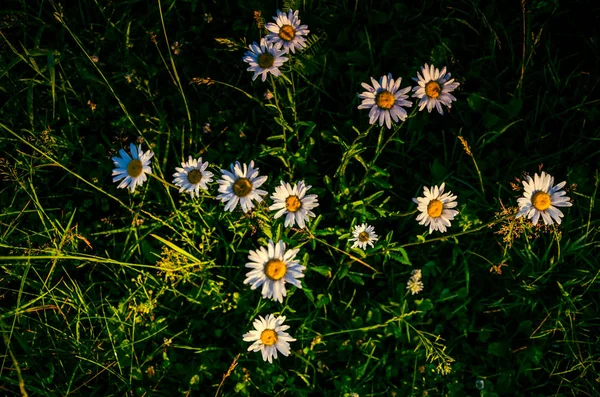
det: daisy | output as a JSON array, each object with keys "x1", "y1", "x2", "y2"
[
  {"x1": 243, "y1": 239, "x2": 305, "y2": 303},
  {"x1": 413, "y1": 183, "x2": 459, "y2": 234},
  {"x1": 358, "y1": 73, "x2": 412, "y2": 129},
  {"x1": 516, "y1": 171, "x2": 572, "y2": 225},
  {"x1": 269, "y1": 181, "x2": 319, "y2": 228},
  {"x1": 216, "y1": 161, "x2": 268, "y2": 213},
  {"x1": 172, "y1": 156, "x2": 213, "y2": 198},
  {"x1": 348, "y1": 223, "x2": 379, "y2": 250},
  {"x1": 242, "y1": 38, "x2": 288, "y2": 82},
  {"x1": 243, "y1": 314, "x2": 296, "y2": 363},
  {"x1": 412, "y1": 63, "x2": 460, "y2": 115},
  {"x1": 112, "y1": 143, "x2": 154, "y2": 192},
  {"x1": 265, "y1": 9, "x2": 310, "y2": 54},
  {"x1": 406, "y1": 269, "x2": 424, "y2": 295}
]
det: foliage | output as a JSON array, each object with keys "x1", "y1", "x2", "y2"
[{"x1": 0, "y1": 0, "x2": 599, "y2": 396}]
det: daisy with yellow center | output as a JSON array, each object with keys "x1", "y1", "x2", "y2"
[
  {"x1": 172, "y1": 156, "x2": 213, "y2": 198},
  {"x1": 412, "y1": 63, "x2": 460, "y2": 115},
  {"x1": 216, "y1": 161, "x2": 268, "y2": 213},
  {"x1": 242, "y1": 314, "x2": 296, "y2": 363},
  {"x1": 413, "y1": 182, "x2": 459, "y2": 234},
  {"x1": 348, "y1": 223, "x2": 378, "y2": 250},
  {"x1": 269, "y1": 180, "x2": 319, "y2": 228},
  {"x1": 242, "y1": 38, "x2": 288, "y2": 82},
  {"x1": 265, "y1": 9, "x2": 310, "y2": 54},
  {"x1": 516, "y1": 171, "x2": 572, "y2": 225},
  {"x1": 111, "y1": 143, "x2": 154, "y2": 192},
  {"x1": 243, "y1": 240, "x2": 305, "y2": 303},
  {"x1": 358, "y1": 73, "x2": 412, "y2": 129}
]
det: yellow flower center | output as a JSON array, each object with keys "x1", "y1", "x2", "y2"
[
  {"x1": 260, "y1": 329, "x2": 278, "y2": 346},
  {"x1": 285, "y1": 195, "x2": 302, "y2": 212},
  {"x1": 358, "y1": 231, "x2": 370, "y2": 242},
  {"x1": 427, "y1": 199, "x2": 444, "y2": 218},
  {"x1": 187, "y1": 169, "x2": 203, "y2": 184},
  {"x1": 532, "y1": 191, "x2": 551, "y2": 211},
  {"x1": 425, "y1": 81, "x2": 442, "y2": 99},
  {"x1": 278, "y1": 25, "x2": 296, "y2": 42},
  {"x1": 264, "y1": 259, "x2": 287, "y2": 281},
  {"x1": 375, "y1": 90, "x2": 395, "y2": 110},
  {"x1": 127, "y1": 159, "x2": 143, "y2": 177},
  {"x1": 258, "y1": 53, "x2": 275, "y2": 68},
  {"x1": 232, "y1": 178, "x2": 253, "y2": 197}
]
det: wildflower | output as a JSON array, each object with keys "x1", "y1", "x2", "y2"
[
  {"x1": 269, "y1": 181, "x2": 319, "y2": 228},
  {"x1": 171, "y1": 41, "x2": 183, "y2": 55},
  {"x1": 265, "y1": 9, "x2": 310, "y2": 54},
  {"x1": 242, "y1": 38, "x2": 288, "y2": 82},
  {"x1": 172, "y1": 156, "x2": 213, "y2": 198},
  {"x1": 358, "y1": 73, "x2": 412, "y2": 129},
  {"x1": 112, "y1": 143, "x2": 154, "y2": 192},
  {"x1": 406, "y1": 269, "x2": 424, "y2": 295},
  {"x1": 412, "y1": 63, "x2": 459, "y2": 115},
  {"x1": 516, "y1": 171, "x2": 572, "y2": 225},
  {"x1": 243, "y1": 314, "x2": 296, "y2": 363},
  {"x1": 216, "y1": 161, "x2": 268, "y2": 213},
  {"x1": 413, "y1": 182, "x2": 458, "y2": 234},
  {"x1": 348, "y1": 223, "x2": 378, "y2": 250},
  {"x1": 243, "y1": 240, "x2": 305, "y2": 303},
  {"x1": 264, "y1": 90, "x2": 274, "y2": 101}
]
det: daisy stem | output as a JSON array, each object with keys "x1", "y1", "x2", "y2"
[
  {"x1": 304, "y1": 230, "x2": 379, "y2": 273},
  {"x1": 270, "y1": 75, "x2": 287, "y2": 151},
  {"x1": 471, "y1": 154, "x2": 485, "y2": 196},
  {"x1": 401, "y1": 215, "x2": 513, "y2": 248}
]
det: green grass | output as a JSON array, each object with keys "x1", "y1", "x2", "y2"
[{"x1": 1, "y1": 0, "x2": 599, "y2": 395}]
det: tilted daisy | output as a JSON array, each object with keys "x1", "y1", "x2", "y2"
[
  {"x1": 243, "y1": 239, "x2": 305, "y2": 303},
  {"x1": 269, "y1": 180, "x2": 319, "y2": 228},
  {"x1": 243, "y1": 314, "x2": 296, "y2": 363},
  {"x1": 348, "y1": 223, "x2": 379, "y2": 250},
  {"x1": 172, "y1": 156, "x2": 213, "y2": 198},
  {"x1": 412, "y1": 63, "x2": 460, "y2": 115},
  {"x1": 358, "y1": 73, "x2": 412, "y2": 129},
  {"x1": 516, "y1": 171, "x2": 572, "y2": 225},
  {"x1": 112, "y1": 143, "x2": 154, "y2": 192},
  {"x1": 265, "y1": 9, "x2": 310, "y2": 54},
  {"x1": 216, "y1": 161, "x2": 268, "y2": 213},
  {"x1": 413, "y1": 183, "x2": 459, "y2": 234},
  {"x1": 242, "y1": 38, "x2": 288, "y2": 82}
]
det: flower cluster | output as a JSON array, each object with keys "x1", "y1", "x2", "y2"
[
  {"x1": 407, "y1": 269, "x2": 424, "y2": 295},
  {"x1": 358, "y1": 64, "x2": 460, "y2": 129},
  {"x1": 242, "y1": 9, "x2": 310, "y2": 82},
  {"x1": 107, "y1": 8, "x2": 576, "y2": 369}
]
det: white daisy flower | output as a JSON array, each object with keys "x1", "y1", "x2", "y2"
[
  {"x1": 412, "y1": 63, "x2": 460, "y2": 115},
  {"x1": 358, "y1": 73, "x2": 412, "y2": 129},
  {"x1": 112, "y1": 143, "x2": 154, "y2": 192},
  {"x1": 242, "y1": 38, "x2": 288, "y2": 82},
  {"x1": 516, "y1": 171, "x2": 572, "y2": 225},
  {"x1": 216, "y1": 161, "x2": 268, "y2": 213},
  {"x1": 172, "y1": 156, "x2": 213, "y2": 198},
  {"x1": 243, "y1": 239, "x2": 305, "y2": 303},
  {"x1": 269, "y1": 181, "x2": 319, "y2": 228},
  {"x1": 413, "y1": 183, "x2": 459, "y2": 234},
  {"x1": 243, "y1": 314, "x2": 296, "y2": 363},
  {"x1": 265, "y1": 9, "x2": 310, "y2": 54},
  {"x1": 348, "y1": 223, "x2": 379, "y2": 250}
]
